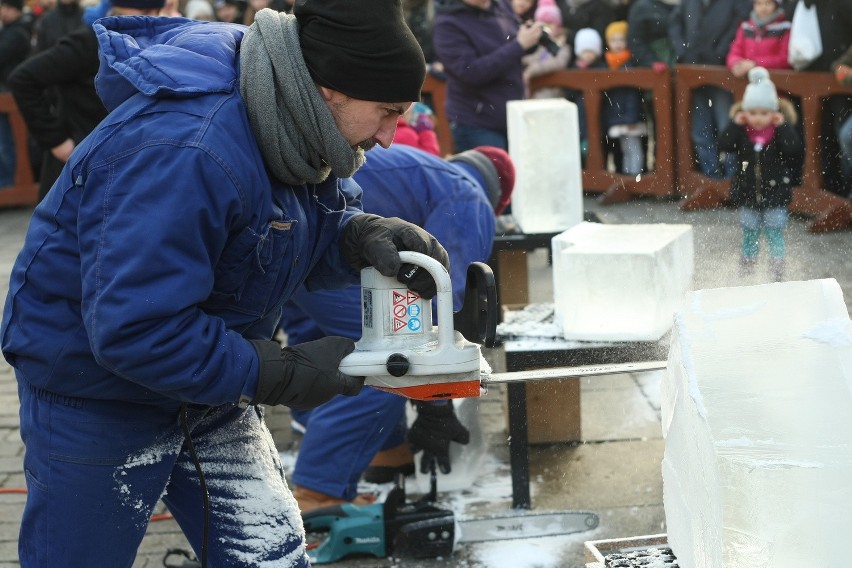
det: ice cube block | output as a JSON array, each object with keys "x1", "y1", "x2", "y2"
[
  {"x1": 408, "y1": 396, "x2": 486, "y2": 493},
  {"x1": 551, "y1": 222, "x2": 694, "y2": 341},
  {"x1": 507, "y1": 98, "x2": 584, "y2": 234},
  {"x1": 661, "y1": 279, "x2": 852, "y2": 568}
]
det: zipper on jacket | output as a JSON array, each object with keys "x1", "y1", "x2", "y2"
[{"x1": 753, "y1": 143, "x2": 763, "y2": 206}]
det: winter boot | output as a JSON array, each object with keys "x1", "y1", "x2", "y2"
[
  {"x1": 363, "y1": 442, "x2": 415, "y2": 484},
  {"x1": 738, "y1": 256, "x2": 757, "y2": 277},
  {"x1": 769, "y1": 257, "x2": 785, "y2": 282},
  {"x1": 293, "y1": 486, "x2": 376, "y2": 514}
]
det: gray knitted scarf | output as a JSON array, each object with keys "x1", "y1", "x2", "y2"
[{"x1": 239, "y1": 9, "x2": 365, "y2": 185}]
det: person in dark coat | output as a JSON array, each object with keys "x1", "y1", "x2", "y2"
[
  {"x1": 795, "y1": 0, "x2": 852, "y2": 197},
  {"x1": 718, "y1": 67, "x2": 802, "y2": 282},
  {"x1": 669, "y1": 0, "x2": 752, "y2": 179},
  {"x1": 834, "y1": 45, "x2": 852, "y2": 196},
  {"x1": 33, "y1": 0, "x2": 84, "y2": 52},
  {"x1": 7, "y1": 21, "x2": 107, "y2": 201},
  {"x1": 432, "y1": 0, "x2": 544, "y2": 152},
  {"x1": 627, "y1": 0, "x2": 677, "y2": 70},
  {"x1": 0, "y1": 0, "x2": 32, "y2": 187}
]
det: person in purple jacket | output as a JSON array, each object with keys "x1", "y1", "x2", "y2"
[
  {"x1": 433, "y1": 0, "x2": 546, "y2": 152},
  {"x1": 0, "y1": 1, "x2": 453, "y2": 566},
  {"x1": 280, "y1": 143, "x2": 514, "y2": 513}
]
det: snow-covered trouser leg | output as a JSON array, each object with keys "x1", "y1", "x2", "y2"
[
  {"x1": 165, "y1": 404, "x2": 309, "y2": 567},
  {"x1": 17, "y1": 384, "x2": 308, "y2": 567}
]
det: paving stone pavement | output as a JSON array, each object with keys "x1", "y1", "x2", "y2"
[{"x1": 0, "y1": 197, "x2": 849, "y2": 567}]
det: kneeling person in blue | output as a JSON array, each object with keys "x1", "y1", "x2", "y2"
[{"x1": 280, "y1": 143, "x2": 515, "y2": 512}]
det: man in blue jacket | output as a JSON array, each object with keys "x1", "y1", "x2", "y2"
[
  {"x1": 280, "y1": 143, "x2": 513, "y2": 512},
  {"x1": 0, "y1": 1, "x2": 451, "y2": 566}
]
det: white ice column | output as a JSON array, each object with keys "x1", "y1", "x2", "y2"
[
  {"x1": 551, "y1": 222, "x2": 694, "y2": 341},
  {"x1": 661, "y1": 279, "x2": 852, "y2": 568},
  {"x1": 506, "y1": 98, "x2": 583, "y2": 234}
]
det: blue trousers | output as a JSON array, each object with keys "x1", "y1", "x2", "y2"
[
  {"x1": 839, "y1": 115, "x2": 852, "y2": 183},
  {"x1": 0, "y1": 114, "x2": 15, "y2": 187},
  {"x1": 739, "y1": 207, "x2": 788, "y2": 259},
  {"x1": 17, "y1": 383, "x2": 309, "y2": 567},
  {"x1": 291, "y1": 388, "x2": 407, "y2": 500},
  {"x1": 691, "y1": 85, "x2": 734, "y2": 179},
  {"x1": 449, "y1": 122, "x2": 508, "y2": 153}
]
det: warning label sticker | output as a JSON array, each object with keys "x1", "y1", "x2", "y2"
[{"x1": 389, "y1": 288, "x2": 422, "y2": 335}]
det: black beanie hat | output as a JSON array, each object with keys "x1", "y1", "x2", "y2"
[
  {"x1": 112, "y1": 0, "x2": 166, "y2": 9},
  {"x1": 294, "y1": 0, "x2": 426, "y2": 103},
  {"x1": 0, "y1": 0, "x2": 23, "y2": 10}
]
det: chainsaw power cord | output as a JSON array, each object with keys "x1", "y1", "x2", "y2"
[{"x1": 180, "y1": 404, "x2": 210, "y2": 568}]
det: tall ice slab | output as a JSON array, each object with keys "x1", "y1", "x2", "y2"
[
  {"x1": 551, "y1": 222, "x2": 693, "y2": 341},
  {"x1": 507, "y1": 98, "x2": 583, "y2": 234},
  {"x1": 661, "y1": 279, "x2": 852, "y2": 568}
]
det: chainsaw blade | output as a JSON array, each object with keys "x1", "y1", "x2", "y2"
[
  {"x1": 483, "y1": 360, "x2": 667, "y2": 386},
  {"x1": 456, "y1": 510, "x2": 599, "y2": 543}
]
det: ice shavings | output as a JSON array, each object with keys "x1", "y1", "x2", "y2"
[
  {"x1": 802, "y1": 317, "x2": 852, "y2": 347},
  {"x1": 496, "y1": 303, "x2": 562, "y2": 338},
  {"x1": 113, "y1": 432, "x2": 183, "y2": 528},
  {"x1": 673, "y1": 312, "x2": 706, "y2": 419},
  {"x1": 177, "y1": 417, "x2": 305, "y2": 566},
  {"x1": 471, "y1": 539, "x2": 564, "y2": 568}
]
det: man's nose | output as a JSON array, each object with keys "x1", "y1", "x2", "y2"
[{"x1": 374, "y1": 119, "x2": 399, "y2": 149}]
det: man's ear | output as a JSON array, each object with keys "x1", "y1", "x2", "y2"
[{"x1": 318, "y1": 85, "x2": 344, "y2": 103}]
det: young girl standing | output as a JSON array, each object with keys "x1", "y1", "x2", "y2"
[{"x1": 718, "y1": 67, "x2": 803, "y2": 281}]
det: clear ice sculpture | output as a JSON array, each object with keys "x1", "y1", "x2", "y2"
[
  {"x1": 661, "y1": 278, "x2": 852, "y2": 568},
  {"x1": 551, "y1": 222, "x2": 694, "y2": 341}
]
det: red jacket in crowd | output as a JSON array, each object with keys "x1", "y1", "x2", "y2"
[{"x1": 726, "y1": 12, "x2": 793, "y2": 71}]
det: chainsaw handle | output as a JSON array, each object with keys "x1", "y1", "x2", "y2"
[{"x1": 397, "y1": 251, "x2": 455, "y2": 348}]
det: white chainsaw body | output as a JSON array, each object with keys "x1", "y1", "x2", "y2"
[{"x1": 339, "y1": 252, "x2": 483, "y2": 399}]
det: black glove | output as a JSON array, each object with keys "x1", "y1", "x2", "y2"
[
  {"x1": 249, "y1": 337, "x2": 364, "y2": 410},
  {"x1": 407, "y1": 401, "x2": 470, "y2": 474},
  {"x1": 341, "y1": 214, "x2": 450, "y2": 299}
]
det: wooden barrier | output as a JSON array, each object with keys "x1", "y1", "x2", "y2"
[
  {"x1": 423, "y1": 66, "x2": 851, "y2": 232},
  {"x1": 529, "y1": 68, "x2": 677, "y2": 204},
  {"x1": 674, "y1": 65, "x2": 852, "y2": 233},
  {"x1": 420, "y1": 73, "x2": 454, "y2": 157},
  {"x1": 0, "y1": 93, "x2": 38, "y2": 208}
]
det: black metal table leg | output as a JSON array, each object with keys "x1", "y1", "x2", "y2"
[{"x1": 506, "y1": 381, "x2": 531, "y2": 509}]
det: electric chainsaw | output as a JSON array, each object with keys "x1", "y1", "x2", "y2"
[
  {"x1": 338, "y1": 252, "x2": 667, "y2": 401},
  {"x1": 302, "y1": 467, "x2": 599, "y2": 564}
]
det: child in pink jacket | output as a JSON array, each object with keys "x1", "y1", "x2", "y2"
[{"x1": 727, "y1": 0, "x2": 792, "y2": 77}]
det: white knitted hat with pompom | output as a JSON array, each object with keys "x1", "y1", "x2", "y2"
[{"x1": 742, "y1": 67, "x2": 779, "y2": 111}]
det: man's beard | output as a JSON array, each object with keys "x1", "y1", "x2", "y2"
[{"x1": 355, "y1": 138, "x2": 378, "y2": 152}]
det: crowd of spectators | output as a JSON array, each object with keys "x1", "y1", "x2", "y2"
[
  {"x1": 425, "y1": 0, "x2": 851, "y2": 198},
  {"x1": 0, "y1": 0, "x2": 850, "y2": 199}
]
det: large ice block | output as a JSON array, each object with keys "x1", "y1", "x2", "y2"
[
  {"x1": 661, "y1": 279, "x2": 852, "y2": 568},
  {"x1": 551, "y1": 222, "x2": 694, "y2": 341},
  {"x1": 408, "y1": 397, "x2": 485, "y2": 493},
  {"x1": 507, "y1": 98, "x2": 584, "y2": 234}
]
